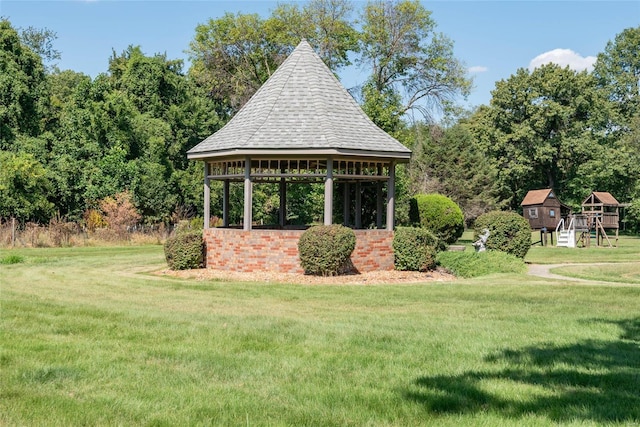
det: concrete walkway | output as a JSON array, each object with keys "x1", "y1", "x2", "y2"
[
  {"x1": 527, "y1": 263, "x2": 593, "y2": 282},
  {"x1": 527, "y1": 262, "x2": 640, "y2": 286}
]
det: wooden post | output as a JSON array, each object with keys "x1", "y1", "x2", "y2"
[
  {"x1": 243, "y1": 157, "x2": 252, "y2": 231},
  {"x1": 203, "y1": 163, "x2": 210, "y2": 229},
  {"x1": 386, "y1": 162, "x2": 396, "y2": 231},
  {"x1": 324, "y1": 158, "x2": 333, "y2": 225}
]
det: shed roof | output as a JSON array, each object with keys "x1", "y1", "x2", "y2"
[
  {"x1": 584, "y1": 191, "x2": 619, "y2": 206},
  {"x1": 521, "y1": 189, "x2": 556, "y2": 206},
  {"x1": 187, "y1": 40, "x2": 411, "y2": 161}
]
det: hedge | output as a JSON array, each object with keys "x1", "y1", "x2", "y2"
[
  {"x1": 473, "y1": 211, "x2": 532, "y2": 259},
  {"x1": 298, "y1": 225, "x2": 356, "y2": 276},
  {"x1": 393, "y1": 226, "x2": 439, "y2": 271},
  {"x1": 409, "y1": 193, "x2": 464, "y2": 244},
  {"x1": 164, "y1": 231, "x2": 204, "y2": 270}
]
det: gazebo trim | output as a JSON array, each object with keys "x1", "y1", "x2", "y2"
[{"x1": 188, "y1": 148, "x2": 411, "y2": 161}]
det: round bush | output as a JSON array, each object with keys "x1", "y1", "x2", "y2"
[
  {"x1": 298, "y1": 225, "x2": 356, "y2": 276},
  {"x1": 409, "y1": 193, "x2": 464, "y2": 244},
  {"x1": 164, "y1": 231, "x2": 204, "y2": 270},
  {"x1": 473, "y1": 211, "x2": 532, "y2": 259},
  {"x1": 393, "y1": 226, "x2": 439, "y2": 271}
]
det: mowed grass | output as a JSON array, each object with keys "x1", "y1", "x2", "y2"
[
  {"x1": 551, "y1": 262, "x2": 640, "y2": 284},
  {"x1": 526, "y1": 233, "x2": 640, "y2": 264},
  {"x1": 1, "y1": 245, "x2": 639, "y2": 426}
]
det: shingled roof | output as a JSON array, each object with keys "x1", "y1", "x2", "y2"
[
  {"x1": 187, "y1": 40, "x2": 411, "y2": 160},
  {"x1": 585, "y1": 191, "x2": 620, "y2": 206},
  {"x1": 521, "y1": 189, "x2": 555, "y2": 206}
]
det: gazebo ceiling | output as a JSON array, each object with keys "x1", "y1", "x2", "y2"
[{"x1": 187, "y1": 40, "x2": 411, "y2": 161}]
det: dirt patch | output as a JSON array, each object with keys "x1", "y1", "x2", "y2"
[{"x1": 157, "y1": 267, "x2": 455, "y2": 285}]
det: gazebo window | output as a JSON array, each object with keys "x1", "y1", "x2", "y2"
[{"x1": 334, "y1": 160, "x2": 388, "y2": 180}]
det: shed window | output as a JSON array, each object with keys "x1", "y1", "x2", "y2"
[
  {"x1": 528, "y1": 208, "x2": 538, "y2": 218},
  {"x1": 549, "y1": 209, "x2": 556, "y2": 218}
]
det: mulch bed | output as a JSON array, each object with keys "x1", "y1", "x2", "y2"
[{"x1": 158, "y1": 267, "x2": 455, "y2": 285}]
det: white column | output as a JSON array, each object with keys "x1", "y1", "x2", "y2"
[
  {"x1": 203, "y1": 162, "x2": 210, "y2": 229},
  {"x1": 386, "y1": 162, "x2": 396, "y2": 231},
  {"x1": 223, "y1": 180, "x2": 230, "y2": 227},
  {"x1": 324, "y1": 158, "x2": 333, "y2": 225},
  {"x1": 243, "y1": 157, "x2": 252, "y2": 231}
]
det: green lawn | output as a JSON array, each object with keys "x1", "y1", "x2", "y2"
[
  {"x1": 1, "y1": 245, "x2": 639, "y2": 426},
  {"x1": 526, "y1": 234, "x2": 640, "y2": 264},
  {"x1": 550, "y1": 262, "x2": 640, "y2": 284}
]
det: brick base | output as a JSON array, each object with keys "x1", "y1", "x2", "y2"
[{"x1": 203, "y1": 228, "x2": 394, "y2": 273}]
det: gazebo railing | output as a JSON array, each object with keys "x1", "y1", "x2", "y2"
[{"x1": 207, "y1": 158, "x2": 391, "y2": 180}]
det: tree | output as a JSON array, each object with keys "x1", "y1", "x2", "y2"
[
  {"x1": 593, "y1": 26, "x2": 640, "y2": 123},
  {"x1": 358, "y1": 0, "x2": 471, "y2": 122},
  {"x1": 408, "y1": 120, "x2": 502, "y2": 225},
  {"x1": 108, "y1": 46, "x2": 187, "y2": 119},
  {"x1": 19, "y1": 26, "x2": 61, "y2": 71},
  {"x1": 99, "y1": 191, "x2": 141, "y2": 235},
  {"x1": 188, "y1": 12, "x2": 289, "y2": 114},
  {"x1": 0, "y1": 19, "x2": 48, "y2": 149},
  {"x1": 266, "y1": 0, "x2": 358, "y2": 71},
  {"x1": 592, "y1": 27, "x2": 640, "y2": 208},
  {"x1": 475, "y1": 64, "x2": 612, "y2": 208},
  {"x1": 360, "y1": 80, "x2": 404, "y2": 135},
  {"x1": 189, "y1": 1, "x2": 358, "y2": 115},
  {"x1": 0, "y1": 151, "x2": 53, "y2": 222}
]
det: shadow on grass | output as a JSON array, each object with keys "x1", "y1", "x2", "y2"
[{"x1": 404, "y1": 317, "x2": 640, "y2": 423}]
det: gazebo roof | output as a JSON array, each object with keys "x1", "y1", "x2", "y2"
[{"x1": 187, "y1": 40, "x2": 411, "y2": 161}]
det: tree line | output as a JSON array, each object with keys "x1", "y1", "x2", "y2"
[{"x1": 1, "y1": 1, "x2": 639, "y2": 232}]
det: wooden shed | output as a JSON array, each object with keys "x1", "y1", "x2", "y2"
[{"x1": 521, "y1": 189, "x2": 570, "y2": 230}]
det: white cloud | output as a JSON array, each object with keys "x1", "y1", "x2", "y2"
[
  {"x1": 468, "y1": 66, "x2": 488, "y2": 73},
  {"x1": 528, "y1": 49, "x2": 596, "y2": 72}
]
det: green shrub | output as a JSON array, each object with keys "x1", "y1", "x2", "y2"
[
  {"x1": 0, "y1": 254, "x2": 24, "y2": 265},
  {"x1": 473, "y1": 211, "x2": 532, "y2": 258},
  {"x1": 164, "y1": 231, "x2": 204, "y2": 270},
  {"x1": 298, "y1": 225, "x2": 356, "y2": 276},
  {"x1": 409, "y1": 193, "x2": 464, "y2": 244},
  {"x1": 393, "y1": 226, "x2": 439, "y2": 271},
  {"x1": 436, "y1": 250, "x2": 527, "y2": 278}
]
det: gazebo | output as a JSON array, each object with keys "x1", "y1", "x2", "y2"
[{"x1": 187, "y1": 40, "x2": 411, "y2": 273}]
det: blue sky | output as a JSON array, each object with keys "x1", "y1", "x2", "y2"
[{"x1": 3, "y1": 1, "x2": 639, "y2": 111}]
